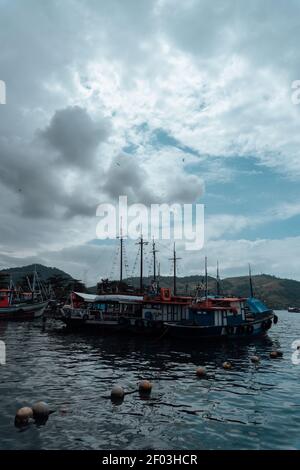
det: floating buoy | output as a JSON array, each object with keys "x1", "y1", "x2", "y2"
[
  {"x1": 15, "y1": 407, "x2": 33, "y2": 426},
  {"x1": 250, "y1": 355, "x2": 260, "y2": 363},
  {"x1": 139, "y1": 380, "x2": 152, "y2": 394},
  {"x1": 270, "y1": 350, "x2": 283, "y2": 359},
  {"x1": 111, "y1": 385, "x2": 125, "y2": 404},
  {"x1": 196, "y1": 366, "x2": 207, "y2": 377},
  {"x1": 32, "y1": 401, "x2": 50, "y2": 419},
  {"x1": 223, "y1": 361, "x2": 232, "y2": 370}
]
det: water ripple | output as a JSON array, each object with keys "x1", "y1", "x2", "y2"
[{"x1": 0, "y1": 310, "x2": 299, "y2": 449}]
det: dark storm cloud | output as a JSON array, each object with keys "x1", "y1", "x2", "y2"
[
  {"x1": 102, "y1": 154, "x2": 155, "y2": 205},
  {"x1": 40, "y1": 106, "x2": 110, "y2": 168},
  {"x1": 0, "y1": 105, "x2": 110, "y2": 219}
]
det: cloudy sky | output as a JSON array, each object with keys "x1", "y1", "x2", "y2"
[{"x1": 1, "y1": 0, "x2": 300, "y2": 285}]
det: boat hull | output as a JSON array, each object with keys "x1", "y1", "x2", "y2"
[
  {"x1": 0, "y1": 301, "x2": 48, "y2": 320},
  {"x1": 165, "y1": 315, "x2": 275, "y2": 340},
  {"x1": 62, "y1": 314, "x2": 275, "y2": 340}
]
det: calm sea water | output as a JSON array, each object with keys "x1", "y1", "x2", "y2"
[{"x1": 0, "y1": 310, "x2": 299, "y2": 450}]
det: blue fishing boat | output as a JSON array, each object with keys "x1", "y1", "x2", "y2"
[{"x1": 164, "y1": 295, "x2": 277, "y2": 339}]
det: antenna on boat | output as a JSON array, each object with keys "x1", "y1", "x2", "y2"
[
  {"x1": 9, "y1": 275, "x2": 15, "y2": 291},
  {"x1": 169, "y1": 243, "x2": 181, "y2": 296},
  {"x1": 216, "y1": 260, "x2": 221, "y2": 296},
  {"x1": 205, "y1": 256, "x2": 208, "y2": 300},
  {"x1": 136, "y1": 233, "x2": 148, "y2": 293},
  {"x1": 152, "y1": 238, "x2": 159, "y2": 281},
  {"x1": 248, "y1": 263, "x2": 254, "y2": 297}
]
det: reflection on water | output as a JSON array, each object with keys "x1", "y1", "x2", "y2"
[{"x1": 0, "y1": 311, "x2": 299, "y2": 450}]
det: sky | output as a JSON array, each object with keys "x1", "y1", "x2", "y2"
[{"x1": 0, "y1": 0, "x2": 300, "y2": 285}]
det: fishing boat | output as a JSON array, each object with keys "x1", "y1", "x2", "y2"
[
  {"x1": 0, "y1": 271, "x2": 48, "y2": 320},
  {"x1": 61, "y1": 287, "x2": 192, "y2": 334},
  {"x1": 0, "y1": 289, "x2": 48, "y2": 320},
  {"x1": 61, "y1": 236, "x2": 277, "y2": 340},
  {"x1": 165, "y1": 262, "x2": 278, "y2": 339},
  {"x1": 165, "y1": 295, "x2": 277, "y2": 339}
]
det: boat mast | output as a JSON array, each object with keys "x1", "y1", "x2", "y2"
[
  {"x1": 169, "y1": 243, "x2": 181, "y2": 296},
  {"x1": 248, "y1": 263, "x2": 254, "y2": 297},
  {"x1": 205, "y1": 256, "x2": 208, "y2": 300},
  {"x1": 136, "y1": 234, "x2": 148, "y2": 293},
  {"x1": 117, "y1": 222, "x2": 124, "y2": 283},
  {"x1": 152, "y1": 238, "x2": 158, "y2": 281},
  {"x1": 157, "y1": 262, "x2": 161, "y2": 289}
]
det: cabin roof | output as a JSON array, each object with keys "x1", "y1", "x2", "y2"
[
  {"x1": 73, "y1": 292, "x2": 143, "y2": 303},
  {"x1": 95, "y1": 294, "x2": 143, "y2": 303},
  {"x1": 73, "y1": 292, "x2": 98, "y2": 302}
]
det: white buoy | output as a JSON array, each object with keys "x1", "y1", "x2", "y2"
[
  {"x1": 32, "y1": 401, "x2": 50, "y2": 419},
  {"x1": 15, "y1": 407, "x2": 33, "y2": 425},
  {"x1": 196, "y1": 367, "x2": 207, "y2": 377},
  {"x1": 223, "y1": 361, "x2": 232, "y2": 370},
  {"x1": 111, "y1": 385, "x2": 125, "y2": 402},
  {"x1": 138, "y1": 380, "x2": 153, "y2": 394},
  {"x1": 250, "y1": 355, "x2": 260, "y2": 363}
]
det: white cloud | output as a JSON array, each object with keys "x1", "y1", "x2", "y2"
[{"x1": 0, "y1": 0, "x2": 300, "y2": 280}]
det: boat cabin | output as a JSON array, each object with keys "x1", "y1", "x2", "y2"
[
  {"x1": 0, "y1": 290, "x2": 11, "y2": 308},
  {"x1": 189, "y1": 296, "x2": 246, "y2": 327},
  {"x1": 142, "y1": 288, "x2": 192, "y2": 323}
]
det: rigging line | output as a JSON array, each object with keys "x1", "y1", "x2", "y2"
[
  {"x1": 109, "y1": 245, "x2": 120, "y2": 280},
  {"x1": 130, "y1": 245, "x2": 140, "y2": 279},
  {"x1": 156, "y1": 240, "x2": 174, "y2": 254},
  {"x1": 122, "y1": 244, "x2": 131, "y2": 279}
]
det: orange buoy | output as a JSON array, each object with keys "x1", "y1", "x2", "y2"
[
  {"x1": 196, "y1": 366, "x2": 207, "y2": 377},
  {"x1": 138, "y1": 380, "x2": 152, "y2": 394},
  {"x1": 15, "y1": 407, "x2": 33, "y2": 426},
  {"x1": 223, "y1": 361, "x2": 232, "y2": 370}
]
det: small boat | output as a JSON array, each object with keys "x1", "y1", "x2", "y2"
[
  {"x1": 0, "y1": 271, "x2": 48, "y2": 320},
  {"x1": 165, "y1": 295, "x2": 277, "y2": 339},
  {"x1": 288, "y1": 307, "x2": 300, "y2": 313},
  {"x1": 0, "y1": 289, "x2": 48, "y2": 320}
]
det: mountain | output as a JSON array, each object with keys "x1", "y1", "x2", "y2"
[
  {"x1": 89, "y1": 274, "x2": 300, "y2": 309},
  {"x1": 1, "y1": 264, "x2": 299, "y2": 309},
  {"x1": 0, "y1": 264, "x2": 73, "y2": 284}
]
